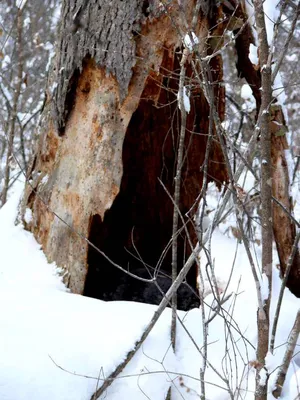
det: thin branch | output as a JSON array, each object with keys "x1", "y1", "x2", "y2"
[
  {"x1": 1, "y1": 8, "x2": 23, "y2": 205},
  {"x1": 170, "y1": 46, "x2": 189, "y2": 351}
]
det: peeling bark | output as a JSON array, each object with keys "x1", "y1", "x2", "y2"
[
  {"x1": 53, "y1": 0, "x2": 146, "y2": 133},
  {"x1": 271, "y1": 105, "x2": 300, "y2": 297}
]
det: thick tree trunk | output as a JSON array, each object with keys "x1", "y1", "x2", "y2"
[{"x1": 21, "y1": 0, "x2": 227, "y2": 304}]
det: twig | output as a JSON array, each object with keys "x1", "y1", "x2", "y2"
[
  {"x1": 49, "y1": 354, "x2": 232, "y2": 392},
  {"x1": 205, "y1": 293, "x2": 233, "y2": 325}
]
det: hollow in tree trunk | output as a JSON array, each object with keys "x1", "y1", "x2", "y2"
[{"x1": 21, "y1": 0, "x2": 228, "y2": 308}]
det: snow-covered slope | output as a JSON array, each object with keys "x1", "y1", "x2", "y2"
[{"x1": 0, "y1": 181, "x2": 299, "y2": 400}]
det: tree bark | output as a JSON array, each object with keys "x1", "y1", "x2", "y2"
[{"x1": 253, "y1": 1, "x2": 273, "y2": 398}]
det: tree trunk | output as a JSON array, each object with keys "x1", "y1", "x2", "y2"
[
  {"x1": 1, "y1": 8, "x2": 23, "y2": 206},
  {"x1": 21, "y1": 0, "x2": 228, "y2": 305},
  {"x1": 271, "y1": 105, "x2": 300, "y2": 296}
]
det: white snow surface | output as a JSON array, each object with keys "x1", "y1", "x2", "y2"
[
  {"x1": 241, "y1": 84, "x2": 255, "y2": 111},
  {"x1": 184, "y1": 32, "x2": 199, "y2": 51},
  {"x1": 24, "y1": 207, "x2": 33, "y2": 224},
  {"x1": 177, "y1": 86, "x2": 190, "y2": 114},
  {"x1": 249, "y1": 43, "x2": 258, "y2": 65},
  {"x1": 15, "y1": 0, "x2": 28, "y2": 10},
  {"x1": 264, "y1": 1, "x2": 280, "y2": 45},
  {"x1": 0, "y1": 180, "x2": 300, "y2": 399}
]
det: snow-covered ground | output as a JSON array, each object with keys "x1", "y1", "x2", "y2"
[{"x1": 0, "y1": 180, "x2": 299, "y2": 400}]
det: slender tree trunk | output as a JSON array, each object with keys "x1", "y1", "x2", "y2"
[
  {"x1": 1, "y1": 8, "x2": 23, "y2": 206},
  {"x1": 253, "y1": 1, "x2": 273, "y2": 398},
  {"x1": 170, "y1": 48, "x2": 189, "y2": 350}
]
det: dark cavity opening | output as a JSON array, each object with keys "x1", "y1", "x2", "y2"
[
  {"x1": 83, "y1": 98, "x2": 200, "y2": 310},
  {"x1": 83, "y1": 50, "x2": 205, "y2": 311}
]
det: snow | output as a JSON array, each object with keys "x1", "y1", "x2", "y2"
[
  {"x1": 0, "y1": 181, "x2": 65, "y2": 292},
  {"x1": 23, "y1": 16, "x2": 30, "y2": 28},
  {"x1": 238, "y1": 170, "x2": 256, "y2": 193},
  {"x1": 241, "y1": 83, "x2": 255, "y2": 111},
  {"x1": 244, "y1": 1, "x2": 257, "y2": 44},
  {"x1": 184, "y1": 32, "x2": 199, "y2": 51},
  {"x1": 286, "y1": 54, "x2": 297, "y2": 62},
  {"x1": 41, "y1": 174, "x2": 49, "y2": 185},
  {"x1": 24, "y1": 207, "x2": 33, "y2": 224},
  {"x1": 259, "y1": 368, "x2": 268, "y2": 386},
  {"x1": 15, "y1": 0, "x2": 28, "y2": 10},
  {"x1": 0, "y1": 181, "x2": 174, "y2": 400},
  {"x1": 221, "y1": 120, "x2": 230, "y2": 130},
  {"x1": 261, "y1": 273, "x2": 269, "y2": 302},
  {"x1": 264, "y1": 1, "x2": 280, "y2": 45},
  {"x1": 1, "y1": 55, "x2": 11, "y2": 69},
  {"x1": 0, "y1": 178, "x2": 300, "y2": 399},
  {"x1": 249, "y1": 43, "x2": 258, "y2": 65},
  {"x1": 244, "y1": 1, "x2": 287, "y2": 118},
  {"x1": 177, "y1": 86, "x2": 190, "y2": 113},
  {"x1": 288, "y1": 367, "x2": 300, "y2": 399}
]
